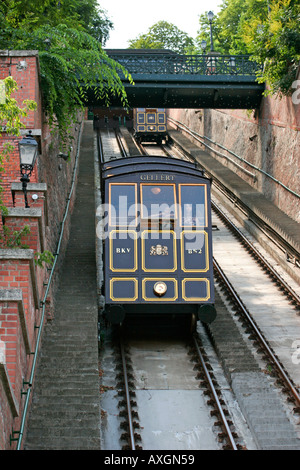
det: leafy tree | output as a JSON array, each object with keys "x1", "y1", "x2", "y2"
[
  {"x1": 242, "y1": 0, "x2": 300, "y2": 96},
  {"x1": 196, "y1": 0, "x2": 300, "y2": 96},
  {"x1": 0, "y1": 0, "x2": 113, "y2": 45},
  {"x1": 0, "y1": 3, "x2": 132, "y2": 150},
  {"x1": 196, "y1": 0, "x2": 267, "y2": 54},
  {"x1": 129, "y1": 21, "x2": 194, "y2": 54}
]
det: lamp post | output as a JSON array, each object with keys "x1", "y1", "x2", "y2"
[
  {"x1": 18, "y1": 131, "x2": 38, "y2": 208},
  {"x1": 207, "y1": 10, "x2": 214, "y2": 52}
]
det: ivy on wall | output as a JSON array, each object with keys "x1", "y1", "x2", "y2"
[{"x1": 0, "y1": 76, "x2": 37, "y2": 214}]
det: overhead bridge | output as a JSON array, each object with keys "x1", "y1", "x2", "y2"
[{"x1": 91, "y1": 49, "x2": 265, "y2": 109}]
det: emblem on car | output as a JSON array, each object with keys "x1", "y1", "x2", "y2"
[{"x1": 150, "y1": 244, "x2": 168, "y2": 256}]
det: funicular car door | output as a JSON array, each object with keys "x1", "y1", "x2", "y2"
[
  {"x1": 178, "y1": 182, "x2": 212, "y2": 303},
  {"x1": 107, "y1": 181, "x2": 139, "y2": 303},
  {"x1": 139, "y1": 178, "x2": 179, "y2": 302}
]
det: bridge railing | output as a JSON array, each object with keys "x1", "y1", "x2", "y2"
[{"x1": 107, "y1": 52, "x2": 262, "y2": 77}]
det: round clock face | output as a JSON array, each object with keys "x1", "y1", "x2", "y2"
[{"x1": 153, "y1": 281, "x2": 167, "y2": 297}]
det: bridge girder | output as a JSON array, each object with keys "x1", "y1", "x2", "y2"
[{"x1": 87, "y1": 50, "x2": 265, "y2": 109}]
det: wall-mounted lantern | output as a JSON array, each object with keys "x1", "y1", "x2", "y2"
[{"x1": 18, "y1": 131, "x2": 38, "y2": 208}]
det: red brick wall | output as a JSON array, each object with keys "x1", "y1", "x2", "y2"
[
  {"x1": 0, "y1": 259, "x2": 37, "y2": 343},
  {"x1": 0, "y1": 300, "x2": 27, "y2": 395},
  {"x1": 0, "y1": 53, "x2": 40, "y2": 128},
  {"x1": 0, "y1": 52, "x2": 39, "y2": 209}
]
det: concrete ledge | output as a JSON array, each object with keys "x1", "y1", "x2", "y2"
[
  {"x1": 11, "y1": 183, "x2": 47, "y2": 192},
  {"x1": 0, "y1": 50, "x2": 38, "y2": 57},
  {"x1": 11, "y1": 183, "x2": 48, "y2": 226}
]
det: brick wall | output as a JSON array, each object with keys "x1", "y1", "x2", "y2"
[
  {"x1": 0, "y1": 51, "x2": 40, "y2": 209},
  {"x1": 0, "y1": 51, "x2": 82, "y2": 449}
]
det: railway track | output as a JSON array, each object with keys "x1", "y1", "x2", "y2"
[
  {"x1": 98, "y1": 128, "x2": 300, "y2": 450},
  {"x1": 100, "y1": 323, "x2": 248, "y2": 450},
  {"x1": 165, "y1": 132, "x2": 300, "y2": 403},
  {"x1": 213, "y1": 258, "x2": 300, "y2": 411}
]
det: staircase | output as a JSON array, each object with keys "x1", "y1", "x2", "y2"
[{"x1": 25, "y1": 122, "x2": 101, "y2": 450}]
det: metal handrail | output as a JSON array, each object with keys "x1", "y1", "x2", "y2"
[
  {"x1": 168, "y1": 116, "x2": 300, "y2": 199},
  {"x1": 107, "y1": 53, "x2": 262, "y2": 77},
  {"x1": 15, "y1": 122, "x2": 83, "y2": 450}
]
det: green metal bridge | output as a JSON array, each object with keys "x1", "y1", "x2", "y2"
[{"x1": 93, "y1": 49, "x2": 265, "y2": 109}]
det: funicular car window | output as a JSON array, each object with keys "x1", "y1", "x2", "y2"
[
  {"x1": 140, "y1": 184, "x2": 176, "y2": 229},
  {"x1": 109, "y1": 183, "x2": 137, "y2": 226},
  {"x1": 146, "y1": 113, "x2": 156, "y2": 124},
  {"x1": 158, "y1": 113, "x2": 165, "y2": 124},
  {"x1": 137, "y1": 113, "x2": 145, "y2": 124},
  {"x1": 180, "y1": 184, "x2": 207, "y2": 227}
]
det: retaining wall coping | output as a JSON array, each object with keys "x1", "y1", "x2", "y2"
[
  {"x1": 0, "y1": 50, "x2": 38, "y2": 57},
  {"x1": 4, "y1": 208, "x2": 42, "y2": 217},
  {"x1": 11, "y1": 183, "x2": 48, "y2": 225},
  {"x1": 11, "y1": 183, "x2": 47, "y2": 192},
  {"x1": 0, "y1": 248, "x2": 35, "y2": 260}
]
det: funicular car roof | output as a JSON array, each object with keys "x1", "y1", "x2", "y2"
[
  {"x1": 102, "y1": 155, "x2": 197, "y2": 171},
  {"x1": 102, "y1": 155, "x2": 207, "y2": 180}
]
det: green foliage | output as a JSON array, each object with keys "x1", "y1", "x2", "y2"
[
  {"x1": 0, "y1": 1, "x2": 132, "y2": 150},
  {"x1": 0, "y1": 24, "x2": 132, "y2": 151},
  {"x1": 128, "y1": 21, "x2": 194, "y2": 54},
  {"x1": 0, "y1": 76, "x2": 37, "y2": 135},
  {"x1": 0, "y1": 224, "x2": 30, "y2": 248},
  {"x1": 196, "y1": 1, "x2": 269, "y2": 54},
  {"x1": 0, "y1": 222, "x2": 55, "y2": 270},
  {"x1": 34, "y1": 250, "x2": 54, "y2": 268},
  {"x1": 0, "y1": 0, "x2": 113, "y2": 45},
  {"x1": 242, "y1": 0, "x2": 300, "y2": 96}
]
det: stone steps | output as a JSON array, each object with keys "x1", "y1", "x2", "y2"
[
  {"x1": 209, "y1": 290, "x2": 300, "y2": 450},
  {"x1": 24, "y1": 122, "x2": 101, "y2": 451}
]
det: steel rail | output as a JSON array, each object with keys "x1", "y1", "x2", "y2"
[
  {"x1": 192, "y1": 335, "x2": 238, "y2": 450},
  {"x1": 119, "y1": 339, "x2": 136, "y2": 450},
  {"x1": 213, "y1": 258, "x2": 300, "y2": 409},
  {"x1": 115, "y1": 129, "x2": 128, "y2": 158}
]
